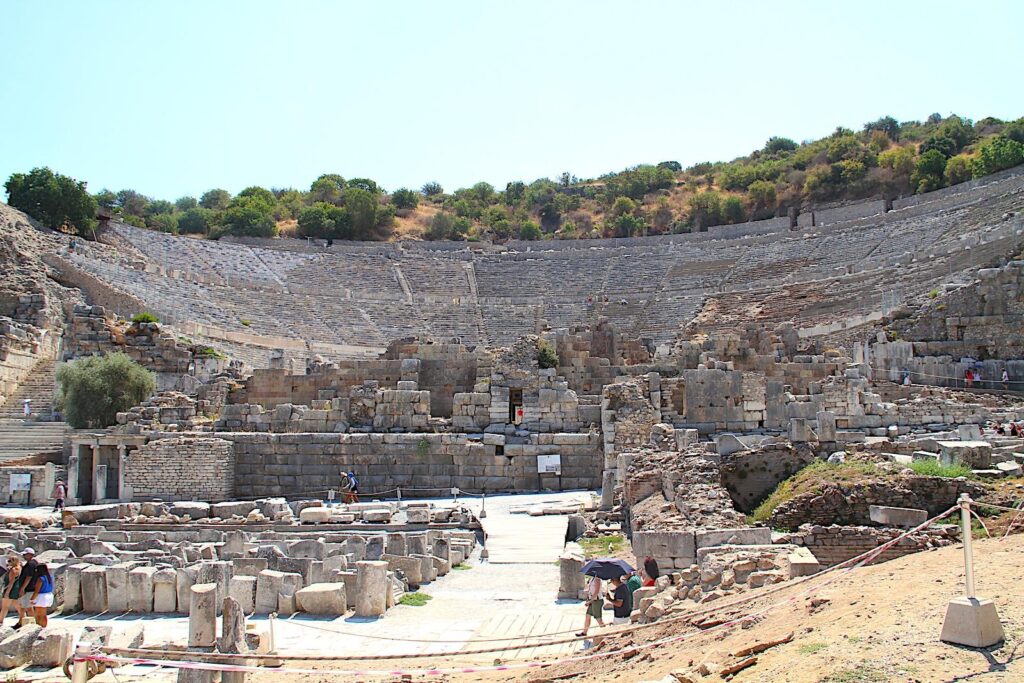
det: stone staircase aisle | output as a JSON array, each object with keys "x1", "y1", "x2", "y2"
[{"x1": 0, "y1": 358, "x2": 68, "y2": 462}]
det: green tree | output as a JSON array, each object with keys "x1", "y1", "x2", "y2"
[
  {"x1": 297, "y1": 202, "x2": 345, "y2": 239},
  {"x1": 391, "y1": 188, "x2": 419, "y2": 210},
  {"x1": 174, "y1": 196, "x2": 198, "y2": 212},
  {"x1": 518, "y1": 221, "x2": 542, "y2": 240},
  {"x1": 657, "y1": 160, "x2": 682, "y2": 172},
  {"x1": 943, "y1": 155, "x2": 973, "y2": 185},
  {"x1": 722, "y1": 196, "x2": 745, "y2": 224},
  {"x1": 148, "y1": 213, "x2": 178, "y2": 233},
  {"x1": 93, "y1": 189, "x2": 117, "y2": 210},
  {"x1": 972, "y1": 137, "x2": 1024, "y2": 178},
  {"x1": 764, "y1": 137, "x2": 798, "y2": 154},
  {"x1": 426, "y1": 212, "x2": 454, "y2": 240},
  {"x1": 177, "y1": 207, "x2": 215, "y2": 235},
  {"x1": 504, "y1": 181, "x2": 526, "y2": 205},
  {"x1": 421, "y1": 181, "x2": 443, "y2": 196},
  {"x1": 199, "y1": 188, "x2": 231, "y2": 210},
  {"x1": 343, "y1": 187, "x2": 379, "y2": 239},
  {"x1": 611, "y1": 196, "x2": 637, "y2": 217},
  {"x1": 747, "y1": 180, "x2": 776, "y2": 212},
  {"x1": 347, "y1": 178, "x2": 381, "y2": 194},
  {"x1": 237, "y1": 186, "x2": 276, "y2": 205},
  {"x1": 55, "y1": 353, "x2": 155, "y2": 429},
  {"x1": 687, "y1": 191, "x2": 722, "y2": 228},
  {"x1": 147, "y1": 199, "x2": 175, "y2": 215},
  {"x1": 116, "y1": 189, "x2": 150, "y2": 217},
  {"x1": 912, "y1": 149, "x2": 947, "y2": 192},
  {"x1": 310, "y1": 175, "x2": 345, "y2": 204},
  {"x1": 863, "y1": 115, "x2": 900, "y2": 141},
  {"x1": 878, "y1": 146, "x2": 915, "y2": 175},
  {"x1": 4, "y1": 167, "x2": 98, "y2": 235},
  {"x1": 215, "y1": 196, "x2": 276, "y2": 238},
  {"x1": 919, "y1": 135, "x2": 957, "y2": 159},
  {"x1": 1003, "y1": 118, "x2": 1024, "y2": 144}
]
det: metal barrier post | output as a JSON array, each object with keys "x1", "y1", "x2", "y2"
[
  {"x1": 397, "y1": 487, "x2": 402, "y2": 503},
  {"x1": 268, "y1": 612, "x2": 277, "y2": 653},
  {"x1": 479, "y1": 492, "x2": 487, "y2": 519}
]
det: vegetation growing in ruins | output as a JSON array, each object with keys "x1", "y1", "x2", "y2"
[
  {"x1": 908, "y1": 460, "x2": 974, "y2": 479},
  {"x1": 536, "y1": 340, "x2": 558, "y2": 369},
  {"x1": 398, "y1": 591, "x2": 433, "y2": 606},
  {"x1": 55, "y1": 353, "x2": 155, "y2": 429},
  {"x1": 577, "y1": 534, "x2": 626, "y2": 558},
  {"x1": 4, "y1": 166, "x2": 97, "y2": 236},
  {"x1": 751, "y1": 460, "x2": 882, "y2": 523},
  {"x1": 130, "y1": 312, "x2": 159, "y2": 324},
  {"x1": 6, "y1": 113, "x2": 1023, "y2": 244}
]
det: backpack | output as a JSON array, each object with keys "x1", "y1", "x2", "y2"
[{"x1": 348, "y1": 473, "x2": 358, "y2": 489}]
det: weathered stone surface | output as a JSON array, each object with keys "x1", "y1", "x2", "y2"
[
  {"x1": 295, "y1": 583, "x2": 347, "y2": 615},
  {"x1": 229, "y1": 576, "x2": 257, "y2": 614},
  {"x1": 188, "y1": 583, "x2": 218, "y2": 647},
  {"x1": 30, "y1": 628, "x2": 72, "y2": 668},
  {"x1": 0, "y1": 624, "x2": 42, "y2": 668},
  {"x1": 128, "y1": 566, "x2": 157, "y2": 613},
  {"x1": 868, "y1": 505, "x2": 929, "y2": 528},
  {"x1": 355, "y1": 561, "x2": 388, "y2": 617}
]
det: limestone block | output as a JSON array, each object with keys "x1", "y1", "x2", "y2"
[
  {"x1": 176, "y1": 566, "x2": 199, "y2": 613},
  {"x1": 0, "y1": 624, "x2": 42, "y2": 668},
  {"x1": 231, "y1": 558, "x2": 268, "y2": 577},
  {"x1": 295, "y1": 583, "x2": 347, "y2": 615},
  {"x1": 229, "y1": 576, "x2": 257, "y2": 614},
  {"x1": 81, "y1": 565, "x2": 109, "y2": 613},
  {"x1": 153, "y1": 569, "x2": 178, "y2": 613},
  {"x1": 62, "y1": 563, "x2": 89, "y2": 613},
  {"x1": 557, "y1": 548, "x2": 585, "y2": 600},
  {"x1": 188, "y1": 583, "x2": 218, "y2": 647},
  {"x1": 30, "y1": 627, "x2": 72, "y2": 668},
  {"x1": 355, "y1": 561, "x2": 388, "y2": 617},
  {"x1": 197, "y1": 561, "x2": 232, "y2": 613},
  {"x1": 255, "y1": 570, "x2": 303, "y2": 614},
  {"x1": 300, "y1": 507, "x2": 332, "y2": 524},
  {"x1": 384, "y1": 555, "x2": 423, "y2": 588},
  {"x1": 694, "y1": 528, "x2": 772, "y2": 549},
  {"x1": 406, "y1": 507, "x2": 430, "y2": 524},
  {"x1": 128, "y1": 566, "x2": 157, "y2": 613},
  {"x1": 106, "y1": 563, "x2": 133, "y2": 613},
  {"x1": 869, "y1": 505, "x2": 928, "y2": 528}
]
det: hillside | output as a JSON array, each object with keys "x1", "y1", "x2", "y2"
[{"x1": 5, "y1": 113, "x2": 1024, "y2": 246}]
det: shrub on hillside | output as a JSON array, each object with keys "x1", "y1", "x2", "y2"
[
  {"x1": 199, "y1": 188, "x2": 232, "y2": 211},
  {"x1": 4, "y1": 167, "x2": 98, "y2": 236},
  {"x1": 972, "y1": 137, "x2": 1024, "y2": 178},
  {"x1": 943, "y1": 155, "x2": 973, "y2": 186},
  {"x1": 55, "y1": 353, "x2": 155, "y2": 429},
  {"x1": 177, "y1": 207, "x2": 215, "y2": 235},
  {"x1": 536, "y1": 340, "x2": 558, "y2": 369},
  {"x1": 391, "y1": 187, "x2": 419, "y2": 210}
]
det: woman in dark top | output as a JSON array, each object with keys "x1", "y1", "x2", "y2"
[
  {"x1": 0, "y1": 560, "x2": 26, "y2": 627},
  {"x1": 27, "y1": 564, "x2": 54, "y2": 627}
]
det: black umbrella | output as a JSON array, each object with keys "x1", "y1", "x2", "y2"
[{"x1": 580, "y1": 557, "x2": 634, "y2": 579}]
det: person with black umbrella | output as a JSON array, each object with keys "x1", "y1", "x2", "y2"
[{"x1": 605, "y1": 574, "x2": 632, "y2": 625}]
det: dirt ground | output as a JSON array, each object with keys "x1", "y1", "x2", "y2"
[{"x1": 236, "y1": 534, "x2": 1024, "y2": 683}]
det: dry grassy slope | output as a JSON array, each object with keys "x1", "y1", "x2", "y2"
[{"x1": 491, "y1": 535, "x2": 1024, "y2": 683}]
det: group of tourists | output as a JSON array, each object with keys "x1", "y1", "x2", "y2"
[
  {"x1": 0, "y1": 548, "x2": 55, "y2": 628},
  {"x1": 964, "y1": 368, "x2": 1012, "y2": 390},
  {"x1": 577, "y1": 557, "x2": 659, "y2": 637}
]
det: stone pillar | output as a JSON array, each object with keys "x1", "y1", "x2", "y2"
[
  {"x1": 816, "y1": 411, "x2": 837, "y2": 442},
  {"x1": 91, "y1": 445, "x2": 104, "y2": 502},
  {"x1": 66, "y1": 450, "x2": 80, "y2": 504},
  {"x1": 128, "y1": 566, "x2": 157, "y2": 613},
  {"x1": 188, "y1": 583, "x2": 218, "y2": 647},
  {"x1": 599, "y1": 469, "x2": 616, "y2": 510},
  {"x1": 557, "y1": 547, "x2": 586, "y2": 599},
  {"x1": 117, "y1": 445, "x2": 129, "y2": 501},
  {"x1": 788, "y1": 206, "x2": 798, "y2": 229},
  {"x1": 220, "y1": 596, "x2": 250, "y2": 683},
  {"x1": 354, "y1": 561, "x2": 388, "y2": 617}
]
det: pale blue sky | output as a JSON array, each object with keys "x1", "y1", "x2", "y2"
[{"x1": 2, "y1": 0, "x2": 1022, "y2": 200}]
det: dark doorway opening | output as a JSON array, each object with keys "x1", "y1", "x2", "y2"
[{"x1": 509, "y1": 388, "x2": 523, "y2": 424}]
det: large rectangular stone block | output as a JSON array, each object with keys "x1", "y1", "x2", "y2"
[
  {"x1": 229, "y1": 576, "x2": 257, "y2": 614},
  {"x1": 694, "y1": 528, "x2": 772, "y2": 549},
  {"x1": 81, "y1": 566, "x2": 108, "y2": 613},
  {"x1": 128, "y1": 566, "x2": 157, "y2": 613},
  {"x1": 869, "y1": 505, "x2": 929, "y2": 528},
  {"x1": 105, "y1": 563, "x2": 132, "y2": 613},
  {"x1": 255, "y1": 570, "x2": 303, "y2": 614}
]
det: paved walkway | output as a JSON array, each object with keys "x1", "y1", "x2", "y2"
[{"x1": 41, "y1": 490, "x2": 597, "y2": 677}]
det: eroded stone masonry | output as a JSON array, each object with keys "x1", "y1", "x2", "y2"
[{"x1": 0, "y1": 170, "x2": 1023, "y2": 668}]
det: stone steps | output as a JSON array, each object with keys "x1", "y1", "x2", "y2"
[
  {"x1": 0, "y1": 419, "x2": 68, "y2": 462},
  {"x1": 0, "y1": 358, "x2": 58, "y2": 419}
]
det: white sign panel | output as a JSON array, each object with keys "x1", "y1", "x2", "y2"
[
  {"x1": 9, "y1": 474, "x2": 31, "y2": 493},
  {"x1": 537, "y1": 454, "x2": 562, "y2": 475}
]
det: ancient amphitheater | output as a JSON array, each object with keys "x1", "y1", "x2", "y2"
[{"x1": 0, "y1": 165, "x2": 1022, "y2": 680}]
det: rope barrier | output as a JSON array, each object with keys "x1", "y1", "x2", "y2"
[{"x1": 97, "y1": 504, "x2": 961, "y2": 665}]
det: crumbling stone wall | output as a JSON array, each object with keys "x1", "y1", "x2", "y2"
[
  {"x1": 0, "y1": 317, "x2": 54, "y2": 409},
  {"x1": 775, "y1": 524, "x2": 960, "y2": 567},
  {"x1": 660, "y1": 369, "x2": 766, "y2": 433},
  {"x1": 767, "y1": 475, "x2": 987, "y2": 531},
  {"x1": 719, "y1": 442, "x2": 817, "y2": 513},
  {"x1": 124, "y1": 436, "x2": 235, "y2": 502}
]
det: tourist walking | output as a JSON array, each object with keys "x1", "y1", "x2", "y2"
[
  {"x1": 1002, "y1": 369, "x2": 1010, "y2": 390},
  {"x1": 576, "y1": 575, "x2": 605, "y2": 636},
  {"x1": 21, "y1": 399, "x2": 30, "y2": 418},
  {"x1": 343, "y1": 471, "x2": 359, "y2": 504},
  {"x1": 16, "y1": 547, "x2": 37, "y2": 626},
  {"x1": 25, "y1": 563, "x2": 53, "y2": 627},
  {"x1": 605, "y1": 575, "x2": 632, "y2": 625},
  {"x1": 52, "y1": 480, "x2": 66, "y2": 512},
  {"x1": 0, "y1": 558, "x2": 25, "y2": 627}
]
